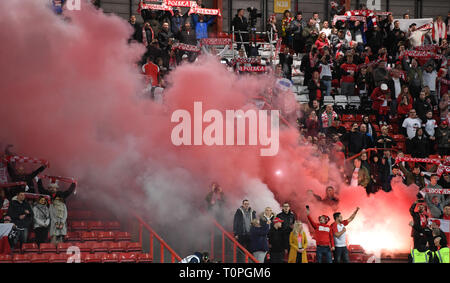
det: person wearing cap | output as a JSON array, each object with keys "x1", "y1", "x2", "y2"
[
  {"x1": 37, "y1": 177, "x2": 76, "y2": 203},
  {"x1": 268, "y1": 217, "x2": 285, "y2": 263},
  {"x1": 436, "y1": 119, "x2": 450, "y2": 156},
  {"x1": 370, "y1": 83, "x2": 391, "y2": 126},
  {"x1": 306, "y1": 205, "x2": 334, "y2": 263},
  {"x1": 7, "y1": 191, "x2": 34, "y2": 248}
]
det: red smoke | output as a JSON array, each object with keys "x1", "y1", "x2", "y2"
[{"x1": 0, "y1": 0, "x2": 416, "y2": 255}]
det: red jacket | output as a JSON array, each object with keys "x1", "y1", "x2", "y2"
[
  {"x1": 370, "y1": 87, "x2": 390, "y2": 112},
  {"x1": 397, "y1": 95, "x2": 413, "y2": 116},
  {"x1": 307, "y1": 215, "x2": 334, "y2": 247}
]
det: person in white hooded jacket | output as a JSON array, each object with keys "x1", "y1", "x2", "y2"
[{"x1": 33, "y1": 196, "x2": 50, "y2": 246}]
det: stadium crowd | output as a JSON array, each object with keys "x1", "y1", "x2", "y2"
[{"x1": 0, "y1": 145, "x2": 76, "y2": 254}]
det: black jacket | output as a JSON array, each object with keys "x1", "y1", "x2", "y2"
[
  {"x1": 375, "y1": 134, "x2": 396, "y2": 149},
  {"x1": 343, "y1": 131, "x2": 367, "y2": 154},
  {"x1": 276, "y1": 210, "x2": 296, "y2": 250},
  {"x1": 411, "y1": 135, "x2": 429, "y2": 158},
  {"x1": 178, "y1": 29, "x2": 197, "y2": 45},
  {"x1": 7, "y1": 199, "x2": 34, "y2": 228},
  {"x1": 37, "y1": 179, "x2": 76, "y2": 202},
  {"x1": 268, "y1": 227, "x2": 285, "y2": 252},
  {"x1": 157, "y1": 29, "x2": 173, "y2": 51},
  {"x1": 233, "y1": 207, "x2": 256, "y2": 236},
  {"x1": 7, "y1": 163, "x2": 46, "y2": 198},
  {"x1": 387, "y1": 77, "x2": 406, "y2": 100}
]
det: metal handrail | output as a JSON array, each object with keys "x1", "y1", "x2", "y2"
[
  {"x1": 133, "y1": 212, "x2": 182, "y2": 263},
  {"x1": 208, "y1": 216, "x2": 259, "y2": 263}
]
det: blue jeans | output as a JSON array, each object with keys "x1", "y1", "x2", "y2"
[
  {"x1": 321, "y1": 79, "x2": 332, "y2": 96},
  {"x1": 316, "y1": 246, "x2": 332, "y2": 263},
  {"x1": 334, "y1": 246, "x2": 350, "y2": 263}
]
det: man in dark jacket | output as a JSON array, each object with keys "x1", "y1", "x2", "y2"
[
  {"x1": 178, "y1": 22, "x2": 197, "y2": 63},
  {"x1": 342, "y1": 123, "x2": 367, "y2": 156},
  {"x1": 37, "y1": 177, "x2": 76, "y2": 203},
  {"x1": 233, "y1": 199, "x2": 256, "y2": 251},
  {"x1": 290, "y1": 12, "x2": 305, "y2": 55},
  {"x1": 232, "y1": 9, "x2": 249, "y2": 56},
  {"x1": 7, "y1": 191, "x2": 33, "y2": 248},
  {"x1": 276, "y1": 202, "x2": 296, "y2": 252},
  {"x1": 7, "y1": 162, "x2": 46, "y2": 198},
  {"x1": 129, "y1": 15, "x2": 143, "y2": 43},
  {"x1": 398, "y1": 161, "x2": 425, "y2": 188},
  {"x1": 171, "y1": 9, "x2": 184, "y2": 38},
  {"x1": 268, "y1": 217, "x2": 285, "y2": 263},
  {"x1": 157, "y1": 22, "x2": 173, "y2": 68},
  {"x1": 410, "y1": 199, "x2": 430, "y2": 249},
  {"x1": 375, "y1": 125, "x2": 396, "y2": 150}
]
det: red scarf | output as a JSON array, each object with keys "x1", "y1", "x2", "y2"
[
  {"x1": 238, "y1": 66, "x2": 267, "y2": 72},
  {"x1": 3, "y1": 155, "x2": 49, "y2": 167}
]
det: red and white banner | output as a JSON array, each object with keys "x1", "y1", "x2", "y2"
[
  {"x1": 356, "y1": 58, "x2": 382, "y2": 70},
  {"x1": 422, "y1": 187, "x2": 450, "y2": 195},
  {"x1": 395, "y1": 157, "x2": 443, "y2": 165},
  {"x1": 400, "y1": 50, "x2": 442, "y2": 60},
  {"x1": 417, "y1": 22, "x2": 433, "y2": 31},
  {"x1": 374, "y1": 11, "x2": 392, "y2": 16},
  {"x1": 415, "y1": 44, "x2": 439, "y2": 52},
  {"x1": 138, "y1": 2, "x2": 174, "y2": 15},
  {"x1": 165, "y1": 0, "x2": 197, "y2": 7},
  {"x1": 3, "y1": 155, "x2": 49, "y2": 167},
  {"x1": 238, "y1": 66, "x2": 267, "y2": 72},
  {"x1": 436, "y1": 164, "x2": 450, "y2": 177},
  {"x1": 172, "y1": 43, "x2": 201, "y2": 52},
  {"x1": 188, "y1": 6, "x2": 221, "y2": 16},
  {"x1": 200, "y1": 38, "x2": 231, "y2": 47},
  {"x1": 332, "y1": 15, "x2": 366, "y2": 25},
  {"x1": 230, "y1": 57, "x2": 261, "y2": 66},
  {"x1": 40, "y1": 175, "x2": 77, "y2": 185}
]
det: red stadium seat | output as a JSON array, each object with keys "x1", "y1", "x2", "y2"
[
  {"x1": 48, "y1": 253, "x2": 69, "y2": 263},
  {"x1": 78, "y1": 242, "x2": 92, "y2": 253},
  {"x1": 69, "y1": 210, "x2": 93, "y2": 220},
  {"x1": 22, "y1": 243, "x2": 39, "y2": 253},
  {"x1": 39, "y1": 243, "x2": 57, "y2": 253},
  {"x1": 30, "y1": 253, "x2": 50, "y2": 263},
  {"x1": 369, "y1": 115, "x2": 377, "y2": 122},
  {"x1": 355, "y1": 115, "x2": 363, "y2": 122},
  {"x1": 87, "y1": 221, "x2": 105, "y2": 231},
  {"x1": 13, "y1": 254, "x2": 31, "y2": 263},
  {"x1": 119, "y1": 252, "x2": 137, "y2": 263},
  {"x1": 349, "y1": 253, "x2": 365, "y2": 263},
  {"x1": 66, "y1": 231, "x2": 81, "y2": 242},
  {"x1": 115, "y1": 232, "x2": 131, "y2": 242},
  {"x1": 393, "y1": 134, "x2": 405, "y2": 142},
  {"x1": 137, "y1": 253, "x2": 153, "y2": 263},
  {"x1": 82, "y1": 253, "x2": 102, "y2": 263},
  {"x1": 71, "y1": 221, "x2": 88, "y2": 231},
  {"x1": 126, "y1": 242, "x2": 142, "y2": 253},
  {"x1": 91, "y1": 242, "x2": 110, "y2": 253},
  {"x1": 57, "y1": 242, "x2": 74, "y2": 254},
  {"x1": 348, "y1": 245, "x2": 365, "y2": 253},
  {"x1": 0, "y1": 254, "x2": 13, "y2": 263},
  {"x1": 108, "y1": 241, "x2": 128, "y2": 253},
  {"x1": 105, "y1": 221, "x2": 121, "y2": 231},
  {"x1": 101, "y1": 253, "x2": 120, "y2": 263},
  {"x1": 97, "y1": 231, "x2": 115, "y2": 241},
  {"x1": 81, "y1": 231, "x2": 97, "y2": 241}
]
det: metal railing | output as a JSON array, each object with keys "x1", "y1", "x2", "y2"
[
  {"x1": 133, "y1": 213, "x2": 182, "y2": 263},
  {"x1": 207, "y1": 216, "x2": 259, "y2": 263}
]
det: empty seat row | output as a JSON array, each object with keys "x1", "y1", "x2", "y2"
[
  {"x1": 21, "y1": 241, "x2": 141, "y2": 254},
  {"x1": 0, "y1": 252, "x2": 152, "y2": 263},
  {"x1": 66, "y1": 231, "x2": 131, "y2": 242},
  {"x1": 69, "y1": 221, "x2": 121, "y2": 231}
]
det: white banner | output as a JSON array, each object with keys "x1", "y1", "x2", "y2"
[{"x1": 392, "y1": 18, "x2": 433, "y2": 33}]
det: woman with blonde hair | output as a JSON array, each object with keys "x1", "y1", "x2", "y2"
[{"x1": 288, "y1": 221, "x2": 308, "y2": 263}]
